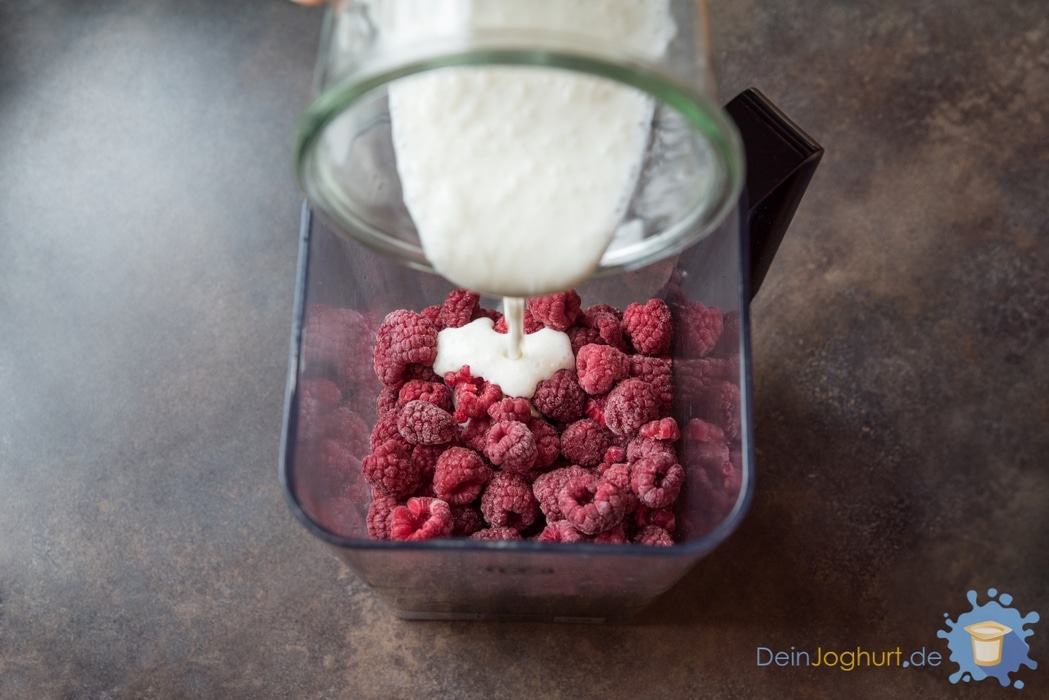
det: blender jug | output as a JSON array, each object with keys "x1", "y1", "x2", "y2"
[{"x1": 281, "y1": 0, "x2": 822, "y2": 622}]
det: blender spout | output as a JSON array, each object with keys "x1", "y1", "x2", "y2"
[{"x1": 725, "y1": 88, "x2": 823, "y2": 299}]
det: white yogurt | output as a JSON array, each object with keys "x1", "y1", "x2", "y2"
[
  {"x1": 387, "y1": 0, "x2": 676, "y2": 297},
  {"x1": 432, "y1": 317, "x2": 575, "y2": 398}
]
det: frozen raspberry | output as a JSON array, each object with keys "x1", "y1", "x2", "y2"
[
  {"x1": 675, "y1": 357, "x2": 731, "y2": 401},
  {"x1": 675, "y1": 300, "x2": 723, "y2": 358},
  {"x1": 302, "y1": 305, "x2": 378, "y2": 393},
  {"x1": 628, "y1": 355, "x2": 673, "y2": 413},
  {"x1": 376, "y1": 387, "x2": 399, "y2": 416},
  {"x1": 432, "y1": 447, "x2": 492, "y2": 505},
  {"x1": 567, "y1": 326, "x2": 602, "y2": 355},
  {"x1": 493, "y1": 308, "x2": 542, "y2": 334},
  {"x1": 598, "y1": 462, "x2": 638, "y2": 515},
  {"x1": 402, "y1": 363, "x2": 442, "y2": 384},
  {"x1": 419, "y1": 304, "x2": 444, "y2": 329},
  {"x1": 451, "y1": 505, "x2": 486, "y2": 536},
  {"x1": 370, "y1": 410, "x2": 401, "y2": 452},
  {"x1": 396, "y1": 400, "x2": 457, "y2": 445},
  {"x1": 411, "y1": 443, "x2": 446, "y2": 484},
  {"x1": 527, "y1": 417, "x2": 560, "y2": 468},
  {"x1": 604, "y1": 378, "x2": 660, "y2": 437},
  {"x1": 470, "y1": 527, "x2": 523, "y2": 541},
  {"x1": 373, "y1": 310, "x2": 439, "y2": 386},
  {"x1": 326, "y1": 406, "x2": 371, "y2": 456},
  {"x1": 480, "y1": 472, "x2": 539, "y2": 530},
  {"x1": 532, "y1": 465, "x2": 590, "y2": 520},
  {"x1": 459, "y1": 416, "x2": 492, "y2": 452},
  {"x1": 487, "y1": 397, "x2": 532, "y2": 423},
  {"x1": 560, "y1": 418, "x2": 614, "y2": 467},
  {"x1": 630, "y1": 454, "x2": 685, "y2": 509},
  {"x1": 536, "y1": 520, "x2": 587, "y2": 543},
  {"x1": 639, "y1": 417, "x2": 680, "y2": 441},
  {"x1": 398, "y1": 380, "x2": 452, "y2": 411},
  {"x1": 581, "y1": 304, "x2": 624, "y2": 348},
  {"x1": 626, "y1": 437, "x2": 678, "y2": 464},
  {"x1": 533, "y1": 369, "x2": 586, "y2": 423},
  {"x1": 441, "y1": 288, "x2": 481, "y2": 328},
  {"x1": 697, "y1": 380, "x2": 742, "y2": 442},
  {"x1": 584, "y1": 395, "x2": 609, "y2": 427},
  {"x1": 602, "y1": 445, "x2": 628, "y2": 467},
  {"x1": 366, "y1": 494, "x2": 399, "y2": 539},
  {"x1": 575, "y1": 344, "x2": 630, "y2": 395},
  {"x1": 711, "y1": 310, "x2": 741, "y2": 358},
  {"x1": 634, "y1": 505, "x2": 676, "y2": 534},
  {"x1": 558, "y1": 474, "x2": 628, "y2": 535},
  {"x1": 362, "y1": 438, "x2": 419, "y2": 499},
  {"x1": 388, "y1": 497, "x2": 454, "y2": 541},
  {"x1": 527, "y1": 290, "x2": 581, "y2": 331},
  {"x1": 593, "y1": 524, "x2": 628, "y2": 544},
  {"x1": 634, "y1": 525, "x2": 674, "y2": 546},
  {"x1": 484, "y1": 420, "x2": 538, "y2": 473},
  {"x1": 622, "y1": 298, "x2": 673, "y2": 356},
  {"x1": 449, "y1": 372, "x2": 503, "y2": 422}
]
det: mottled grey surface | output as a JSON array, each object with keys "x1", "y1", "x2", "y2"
[{"x1": 1, "y1": 1, "x2": 1046, "y2": 698}]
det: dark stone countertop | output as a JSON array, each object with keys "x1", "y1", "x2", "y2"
[{"x1": 1, "y1": 1, "x2": 1045, "y2": 697}]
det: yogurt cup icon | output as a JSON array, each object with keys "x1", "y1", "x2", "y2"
[{"x1": 964, "y1": 621, "x2": 1012, "y2": 666}]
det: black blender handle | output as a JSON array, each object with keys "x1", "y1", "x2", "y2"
[{"x1": 725, "y1": 88, "x2": 823, "y2": 299}]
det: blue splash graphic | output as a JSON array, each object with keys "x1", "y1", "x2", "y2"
[{"x1": 937, "y1": 589, "x2": 1039, "y2": 688}]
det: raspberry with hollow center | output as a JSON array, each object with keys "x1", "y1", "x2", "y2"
[
  {"x1": 480, "y1": 472, "x2": 539, "y2": 530},
  {"x1": 558, "y1": 474, "x2": 628, "y2": 535},
  {"x1": 362, "y1": 438, "x2": 419, "y2": 499},
  {"x1": 576, "y1": 343, "x2": 630, "y2": 395},
  {"x1": 373, "y1": 309, "x2": 439, "y2": 386},
  {"x1": 604, "y1": 378, "x2": 661, "y2": 437},
  {"x1": 432, "y1": 447, "x2": 492, "y2": 505},
  {"x1": 622, "y1": 298, "x2": 673, "y2": 356},
  {"x1": 560, "y1": 418, "x2": 614, "y2": 468},
  {"x1": 527, "y1": 290, "x2": 581, "y2": 331},
  {"x1": 389, "y1": 497, "x2": 454, "y2": 541},
  {"x1": 484, "y1": 420, "x2": 538, "y2": 473},
  {"x1": 533, "y1": 369, "x2": 586, "y2": 423},
  {"x1": 396, "y1": 400, "x2": 457, "y2": 445},
  {"x1": 532, "y1": 465, "x2": 590, "y2": 521},
  {"x1": 630, "y1": 454, "x2": 685, "y2": 509}
]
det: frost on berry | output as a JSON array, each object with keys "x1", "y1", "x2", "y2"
[
  {"x1": 533, "y1": 369, "x2": 586, "y2": 423},
  {"x1": 470, "y1": 527, "x2": 524, "y2": 541},
  {"x1": 441, "y1": 288, "x2": 480, "y2": 329},
  {"x1": 484, "y1": 420, "x2": 538, "y2": 473},
  {"x1": 567, "y1": 326, "x2": 602, "y2": 355},
  {"x1": 396, "y1": 400, "x2": 457, "y2": 445},
  {"x1": 362, "y1": 438, "x2": 419, "y2": 499},
  {"x1": 411, "y1": 443, "x2": 446, "y2": 485},
  {"x1": 558, "y1": 474, "x2": 628, "y2": 535},
  {"x1": 603, "y1": 378, "x2": 660, "y2": 437},
  {"x1": 432, "y1": 447, "x2": 492, "y2": 505},
  {"x1": 447, "y1": 368, "x2": 503, "y2": 422},
  {"x1": 622, "y1": 298, "x2": 673, "y2": 356},
  {"x1": 373, "y1": 309, "x2": 439, "y2": 386},
  {"x1": 370, "y1": 410, "x2": 402, "y2": 452},
  {"x1": 459, "y1": 415, "x2": 492, "y2": 452},
  {"x1": 388, "y1": 497, "x2": 454, "y2": 541},
  {"x1": 628, "y1": 355, "x2": 673, "y2": 413},
  {"x1": 626, "y1": 437, "x2": 678, "y2": 465},
  {"x1": 630, "y1": 454, "x2": 685, "y2": 509},
  {"x1": 486, "y1": 397, "x2": 532, "y2": 424},
  {"x1": 527, "y1": 290, "x2": 581, "y2": 331},
  {"x1": 480, "y1": 472, "x2": 539, "y2": 530},
  {"x1": 398, "y1": 380, "x2": 452, "y2": 411},
  {"x1": 634, "y1": 525, "x2": 674, "y2": 546},
  {"x1": 528, "y1": 417, "x2": 561, "y2": 469},
  {"x1": 639, "y1": 417, "x2": 680, "y2": 442},
  {"x1": 674, "y1": 300, "x2": 723, "y2": 358},
  {"x1": 581, "y1": 304, "x2": 624, "y2": 348},
  {"x1": 560, "y1": 418, "x2": 614, "y2": 468},
  {"x1": 576, "y1": 343, "x2": 630, "y2": 395},
  {"x1": 366, "y1": 494, "x2": 399, "y2": 539},
  {"x1": 532, "y1": 466, "x2": 589, "y2": 521},
  {"x1": 536, "y1": 520, "x2": 587, "y2": 543}
]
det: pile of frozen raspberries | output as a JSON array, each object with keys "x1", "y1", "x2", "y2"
[{"x1": 296, "y1": 288, "x2": 743, "y2": 546}]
